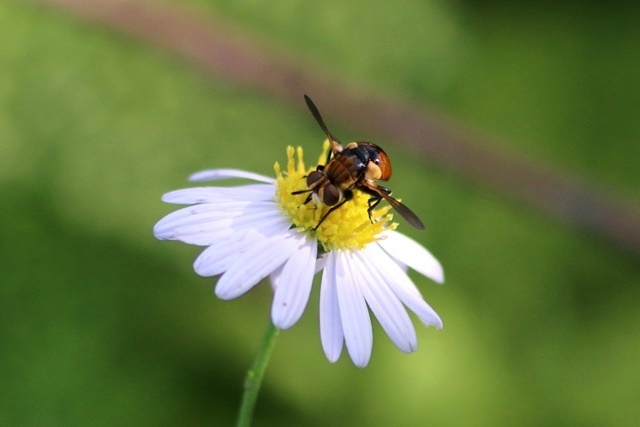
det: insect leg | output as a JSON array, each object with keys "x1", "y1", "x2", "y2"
[
  {"x1": 291, "y1": 188, "x2": 314, "y2": 205},
  {"x1": 367, "y1": 195, "x2": 383, "y2": 223},
  {"x1": 361, "y1": 185, "x2": 389, "y2": 223},
  {"x1": 312, "y1": 190, "x2": 353, "y2": 230}
]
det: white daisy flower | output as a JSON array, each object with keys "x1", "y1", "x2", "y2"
[{"x1": 154, "y1": 144, "x2": 443, "y2": 367}]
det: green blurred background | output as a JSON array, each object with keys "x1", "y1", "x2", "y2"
[{"x1": 2, "y1": 0, "x2": 639, "y2": 425}]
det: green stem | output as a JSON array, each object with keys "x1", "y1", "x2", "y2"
[{"x1": 236, "y1": 321, "x2": 279, "y2": 427}]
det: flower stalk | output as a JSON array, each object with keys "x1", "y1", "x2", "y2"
[{"x1": 236, "y1": 321, "x2": 280, "y2": 427}]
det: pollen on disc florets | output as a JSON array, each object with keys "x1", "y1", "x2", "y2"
[{"x1": 275, "y1": 143, "x2": 396, "y2": 250}]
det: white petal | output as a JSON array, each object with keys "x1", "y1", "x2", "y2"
[
  {"x1": 162, "y1": 184, "x2": 275, "y2": 204},
  {"x1": 353, "y1": 249, "x2": 417, "y2": 353},
  {"x1": 215, "y1": 230, "x2": 300, "y2": 300},
  {"x1": 193, "y1": 230, "x2": 260, "y2": 277},
  {"x1": 154, "y1": 201, "x2": 259, "y2": 239},
  {"x1": 271, "y1": 237, "x2": 317, "y2": 329},
  {"x1": 189, "y1": 168, "x2": 275, "y2": 184},
  {"x1": 367, "y1": 244, "x2": 443, "y2": 329},
  {"x1": 320, "y1": 253, "x2": 344, "y2": 363},
  {"x1": 378, "y1": 231, "x2": 444, "y2": 284},
  {"x1": 174, "y1": 211, "x2": 288, "y2": 246},
  {"x1": 154, "y1": 201, "x2": 286, "y2": 245},
  {"x1": 335, "y1": 250, "x2": 373, "y2": 368},
  {"x1": 314, "y1": 255, "x2": 327, "y2": 274},
  {"x1": 269, "y1": 263, "x2": 285, "y2": 291},
  {"x1": 391, "y1": 257, "x2": 409, "y2": 274}
]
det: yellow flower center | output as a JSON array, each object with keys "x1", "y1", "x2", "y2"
[{"x1": 275, "y1": 143, "x2": 396, "y2": 250}]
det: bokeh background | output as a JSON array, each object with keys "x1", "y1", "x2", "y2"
[{"x1": 2, "y1": 0, "x2": 640, "y2": 425}]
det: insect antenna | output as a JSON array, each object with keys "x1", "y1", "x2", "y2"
[{"x1": 304, "y1": 95, "x2": 343, "y2": 162}]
